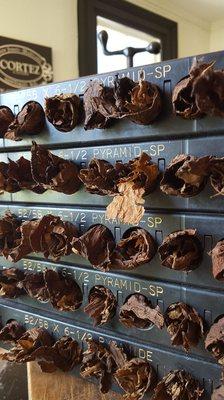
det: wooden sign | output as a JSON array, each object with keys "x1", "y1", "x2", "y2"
[{"x1": 0, "y1": 36, "x2": 53, "y2": 92}]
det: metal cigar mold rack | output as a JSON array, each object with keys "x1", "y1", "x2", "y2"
[{"x1": 0, "y1": 50, "x2": 224, "y2": 399}]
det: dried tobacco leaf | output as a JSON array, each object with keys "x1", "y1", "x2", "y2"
[
  {"x1": 7, "y1": 214, "x2": 78, "y2": 262},
  {"x1": 84, "y1": 81, "x2": 117, "y2": 130},
  {"x1": 80, "y1": 339, "x2": 115, "y2": 393},
  {"x1": 44, "y1": 269, "x2": 82, "y2": 311},
  {"x1": 72, "y1": 224, "x2": 116, "y2": 271},
  {"x1": 0, "y1": 268, "x2": 25, "y2": 298},
  {"x1": 114, "y1": 76, "x2": 162, "y2": 124},
  {"x1": 31, "y1": 141, "x2": 81, "y2": 194},
  {"x1": 172, "y1": 63, "x2": 211, "y2": 119},
  {"x1": 160, "y1": 154, "x2": 210, "y2": 197},
  {"x1": 106, "y1": 153, "x2": 159, "y2": 224},
  {"x1": 22, "y1": 272, "x2": 49, "y2": 302},
  {"x1": 0, "y1": 328, "x2": 54, "y2": 363},
  {"x1": 165, "y1": 302, "x2": 204, "y2": 352},
  {"x1": 5, "y1": 101, "x2": 45, "y2": 141},
  {"x1": 110, "y1": 227, "x2": 157, "y2": 270},
  {"x1": 7, "y1": 157, "x2": 46, "y2": 193},
  {"x1": 0, "y1": 212, "x2": 21, "y2": 257},
  {"x1": 0, "y1": 320, "x2": 26, "y2": 342},
  {"x1": 158, "y1": 229, "x2": 202, "y2": 272},
  {"x1": 119, "y1": 294, "x2": 164, "y2": 330},
  {"x1": 212, "y1": 385, "x2": 224, "y2": 400},
  {"x1": 152, "y1": 370, "x2": 203, "y2": 400},
  {"x1": 192, "y1": 62, "x2": 224, "y2": 117},
  {"x1": 210, "y1": 157, "x2": 224, "y2": 196},
  {"x1": 28, "y1": 336, "x2": 82, "y2": 373},
  {"x1": 0, "y1": 161, "x2": 20, "y2": 193},
  {"x1": 205, "y1": 317, "x2": 224, "y2": 364},
  {"x1": 79, "y1": 158, "x2": 118, "y2": 195},
  {"x1": 84, "y1": 285, "x2": 117, "y2": 326},
  {"x1": 114, "y1": 356, "x2": 156, "y2": 400},
  {"x1": 45, "y1": 93, "x2": 81, "y2": 132},
  {"x1": 210, "y1": 240, "x2": 224, "y2": 281},
  {"x1": 0, "y1": 106, "x2": 14, "y2": 137}
]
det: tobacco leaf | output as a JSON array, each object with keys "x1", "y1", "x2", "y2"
[
  {"x1": 0, "y1": 268, "x2": 25, "y2": 298},
  {"x1": 80, "y1": 339, "x2": 115, "y2": 393},
  {"x1": 6, "y1": 219, "x2": 34, "y2": 262},
  {"x1": 0, "y1": 328, "x2": 54, "y2": 363},
  {"x1": 158, "y1": 229, "x2": 202, "y2": 272},
  {"x1": 212, "y1": 385, "x2": 224, "y2": 400},
  {"x1": 119, "y1": 294, "x2": 164, "y2": 330},
  {"x1": 7, "y1": 157, "x2": 46, "y2": 193},
  {"x1": 44, "y1": 269, "x2": 83, "y2": 311},
  {"x1": 205, "y1": 317, "x2": 224, "y2": 364},
  {"x1": 152, "y1": 370, "x2": 203, "y2": 400},
  {"x1": 31, "y1": 141, "x2": 81, "y2": 194},
  {"x1": 84, "y1": 81, "x2": 117, "y2": 130},
  {"x1": 0, "y1": 106, "x2": 14, "y2": 137},
  {"x1": 79, "y1": 158, "x2": 118, "y2": 195},
  {"x1": 192, "y1": 62, "x2": 224, "y2": 117},
  {"x1": 165, "y1": 302, "x2": 204, "y2": 352},
  {"x1": 5, "y1": 101, "x2": 45, "y2": 141},
  {"x1": 110, "y1": 227, "x2": 157, "y2": 270},
  {"x1": 27, "y1": 336, "x2": 82, "y2": 373},
  {"x1": 106, "y1": 153, "x2": 159, "y2": 224},
  {"x1": 0, "y1": 320, "x2": 26, "y2": 342},
  {"x1": 72, "y1": 224, "x2": 116, "y2": 271},
  {"x1": 84, "y1": 285, "x2": 117, "y2": 326},
  {"x1": 160, "y1": 154, "x2": 210, "y2": 197},
  {"x1": 22, "y1": 272, "x2": 49, "y2": 302},
  {"x1": 210, "y1": 157, "x2": 224, "y2": 196},
  {"x1": 172, "y1": 63, "x2": 212, "y2": 119},
  {"x1": 45, "y1": 93, "x2": 81, "y2": 132},
  {"x1": 210, "y1": 240, "x2": 224, "y2": 281},
  {"x1": 0, "y1": 161, "x2": 21, "y2": 193},
  {"x1": 114, "y1": 76, "x2": 162, "y2": 124},
  {"x1": 0, "y1": 212, "x2": 21, "y2": 257},
  {"x1": 114, "y1": 357, "x2": 156, "y2": 400},
  {"x1": 109, "y1": 340, "x2": 127, "y2": 369}
]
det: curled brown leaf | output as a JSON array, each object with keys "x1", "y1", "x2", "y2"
[
  {"x1": 84, "y1": 285, "x2": 117, "y2": 326},
  {"x1": 165, "y1": 302, "x2": 204, "y2": 352},
  {"x1": 0, "y1": 268, "x2": 25, "y2": 298},
  {"x1": 192, "y1": 62, "x2": 224, "y2": 117},
  {"x1": 7, "y1": 157, "x2": 46, "y2": 193},
  {"x1": 80, "y1": 339, "x2": 115, "y2": 393},
  {"x1": 110, "y1": 227, "x2": 157, "y2": 270},
  {"x1": 31, "y1": 141, "x2": 81, "y2": 194},
  {"x1": 79, "y1": 158, "x2": 118, "y2": 195},
  {"x1": 0, "y1": 320, "x2": 26, "y2": 342},
  {"x1": 158, "y1": 229, "x2": 202, "y2": 272},
  {"x1": 0, "y1": 106, "x2": 14, "y2": 137},
  {"x1": 210, "y1": 240, "x2": 224, "y2": 281},
  {"x1": 45, "y1": 93, "x2": 81, "y2": 132},
  {"x1": 152, "y1": 370, "x2": 203, "y2": 400},
  {"x1": 72, "y1": 224, "x2": 115, "y2": 271},
  {"x1": 114, "y1": 76, "x2": 162, "y2": 124},
  {"x1": 84, "y1": 81, "x2": 117, "y2": 130},
  {"x1": 5, "y1": 101, "x2": 45, "y2": 141},
  {"x1": 119, "y1": 294, "x2": 164, "y2": 330},
  {"x1": 212, "y1": 385, "x2": 224, "y2": 400},
  {"x1": 44, "y1": 269, "x2": 83, "y2": 311},
  {"x1": 205, "y1": 317, "x2": 224, "y2": 364},
  {"x1": 0, "y1": 212, "x2": 21, "y2": 257},
  {"x1": 114, "y1": 357, "x2": 156, "y2": 400},
  {"x1": 160, "y1": 154, "x2": 210, "y2": 197},
  {"x1": 210, "y1": 157, "x2": 224, "y2": 196}
]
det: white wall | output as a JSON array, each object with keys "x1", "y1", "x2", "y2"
[
  {"x1": 210, "y1": 20, "x2": 224, "y2": 53},
  {"x1": 0, "y1": 0, "x2": 78, "y2": 82},
  {"x1": 126, "y1": 0, "x2": 211, "y2": 58}
]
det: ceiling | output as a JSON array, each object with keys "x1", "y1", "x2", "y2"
[{"x1": 169, "y1": 0, "x2": 224, "y2": 22}]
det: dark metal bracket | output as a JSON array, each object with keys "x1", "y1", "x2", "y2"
[{"x1": 98, "y1": 29, "x2": 161, "y2": 68}]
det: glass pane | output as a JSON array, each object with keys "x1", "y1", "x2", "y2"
[{"x1": 97, "y1": 16, "x2": 161, "y2": 74}]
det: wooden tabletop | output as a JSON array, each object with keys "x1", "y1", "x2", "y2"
[{"x1": 28, "y1": 362, "x2": 122, "y2": 400}]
